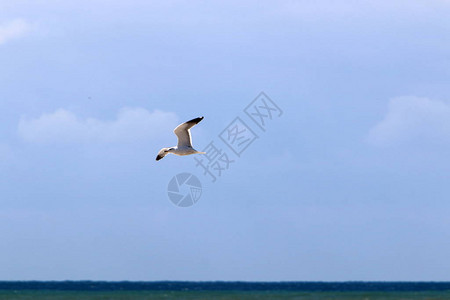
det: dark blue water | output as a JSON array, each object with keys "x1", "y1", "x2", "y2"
[{"x1": 1, "y1": 281, "x2": 450, "y2": 292}]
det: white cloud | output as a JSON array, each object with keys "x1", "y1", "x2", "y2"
[
  {"x1": 0, "y1": 19, "x2": 33, "y2": 45},
  {"x1": 367, "y1": 96, "x2": 450, "y2": 146},
  {"x1": 18, "y1": 108, "x2": 179, "y2": 144}
]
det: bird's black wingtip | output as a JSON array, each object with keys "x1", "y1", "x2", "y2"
[
  {"x1": 187, "y1": 116, "x2": 204, "y2": 124},
  {"x1": 156, "y1": 155, "x2": 163, "y2": 161}
]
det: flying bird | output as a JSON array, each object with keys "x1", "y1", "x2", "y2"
[{"x1": 156, "y1": 116, "x2": 205, "y2": 161}]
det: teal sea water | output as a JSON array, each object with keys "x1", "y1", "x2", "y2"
[{"x1": 1, "y1": 282, "x2": 450, "y2": 300}]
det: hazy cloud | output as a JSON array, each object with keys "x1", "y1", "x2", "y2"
[
  {"x1": 367, "y1": 96, "x2": 450, "y2": 146},
  {"x1": 0, "y1": 19, "x2": 33, "y2": 45},
  {"x1": 18, "y1": 108, "x2": 179, "y2": 144}
]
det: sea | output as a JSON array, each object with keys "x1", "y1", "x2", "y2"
[{"x1": 1, "y1": 281, "x2": 450, "y2": 299}]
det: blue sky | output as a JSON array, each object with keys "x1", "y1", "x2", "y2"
[{"x1": 1, "y1": 0, "x2": 450, "y2": 281}]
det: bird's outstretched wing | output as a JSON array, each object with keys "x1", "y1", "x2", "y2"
[{"x1": 173, "y1": 116, "x2": 204, "y2": 148}]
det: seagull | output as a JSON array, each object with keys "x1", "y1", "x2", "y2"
[{"x1": 156, "y1": 116, "x2": 205, "y2": 161}]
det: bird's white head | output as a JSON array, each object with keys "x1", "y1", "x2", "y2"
[{"x1": 156, "y1": 147, "x2": 175, "y2": 161}]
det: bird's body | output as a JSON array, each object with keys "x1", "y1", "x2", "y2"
[
  {"x1": 156, "y1": 116, "x2": 205, "y2": 161},
  {"x1": 172, "y1": 146, "x2": 202, "y2": 156}
]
